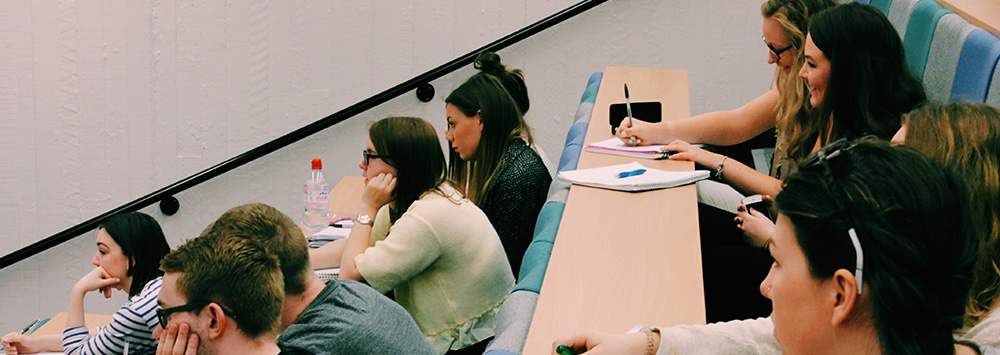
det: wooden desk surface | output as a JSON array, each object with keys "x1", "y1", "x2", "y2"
[
  {"x1": 522, "y1": 67, "x2": 705, "y2": 355},
  {"x1": 935, "y1": 0, "x2": 1000, "y2": 39},
  {"x1": 31, "y1": 312, "x2": 114, "y2": 336}
]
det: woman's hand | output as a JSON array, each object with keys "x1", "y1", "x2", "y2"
[
  {"x1": 73, "y1": 266, "x2": 120, "y2": 299},
  {"x1": 615, "y1": 118, "x2": 659, "y2": 146},
  {"x1": 736, "y1": 201, "x2": 776, "y2": 248},
  {"x1": 551, "y1": 331, "x2": 650, "y2": 355},
  {"x1": 2, "y1": 333, "x2": 47, "y2": 355},
  {"x1": 359, "y1": 173, "x2": 396, "y2": 214},
  {"x1": 665, "y1": 140, "x2": 724, "y2": 168}
]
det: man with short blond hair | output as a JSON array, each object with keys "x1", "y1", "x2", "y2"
[{"x1": 201, "y1": 203, "x2": 433, "y2": 355}]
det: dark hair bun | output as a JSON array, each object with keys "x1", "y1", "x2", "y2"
[{"x1": 474, "y1": 52, "x2": 506, "y2": 75}]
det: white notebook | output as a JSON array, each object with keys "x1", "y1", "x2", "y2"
[
  {"x1": 307, "y1": 226, "x2": 351, "y2": 242},
  {"x1": 585, "y1": 137, "x2": 675, "y2": 159},
  {"x1": 558, "y1": 161, "x2": 709, "y2": 192}
]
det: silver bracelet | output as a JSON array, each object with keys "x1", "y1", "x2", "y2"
[{"x1": 715, "y1": 156, "x2": 728, "y2": 179}]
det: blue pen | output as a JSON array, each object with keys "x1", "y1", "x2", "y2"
[{"x1": 617, "y1": 168, "x2": 646, "y2": 178}]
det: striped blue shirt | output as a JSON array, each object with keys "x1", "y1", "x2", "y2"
[{"x1": 62, "y1": 277, "x2": 161, "y2": 355}]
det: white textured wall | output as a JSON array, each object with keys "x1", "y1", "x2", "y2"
[{"x1": 0, "y1": 0, "x2": 772, "y2": 331}]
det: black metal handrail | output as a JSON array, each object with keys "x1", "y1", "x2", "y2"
[{"x1": 0, "y1": 0, "x2": 609, "y2": 269}]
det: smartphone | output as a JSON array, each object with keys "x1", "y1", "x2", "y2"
[
  {"x1": 609, "y1": 101, "x2": 662, "y2": 135},
  {"x1": 741, "y1": 194, "x2": 772, "y2": 220}
]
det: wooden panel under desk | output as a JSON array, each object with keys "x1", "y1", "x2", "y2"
[{"x1": 522, "y1": 67, "x2": 705, "y2": 355}]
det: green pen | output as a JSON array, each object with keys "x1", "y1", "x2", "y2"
[
  {"x1": 19, "y1": 319, "x2": 39, "y2": 335},
  {"x1": 556, "y1": 344, "x2": 578, "y2": 355}
]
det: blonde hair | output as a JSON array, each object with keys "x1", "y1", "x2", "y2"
[{"x1": 761, "y1": 0, "x2": 838, "y2": 169}]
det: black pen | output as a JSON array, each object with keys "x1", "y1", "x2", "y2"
[{"x1": 624, "y1": 83, "x2": 634, "y2": 128}]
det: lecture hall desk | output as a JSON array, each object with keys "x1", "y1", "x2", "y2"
[{"x1": 522, "y1": 66, "x2": 706, "y2": 354}]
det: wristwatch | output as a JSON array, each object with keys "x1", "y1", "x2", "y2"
[{"x1": 355, "y1": 214, "x2": 374, "y2": 227}]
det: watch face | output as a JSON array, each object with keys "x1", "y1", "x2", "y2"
[{"x1": 357, "y1": 215, "x2": 371, "y2": 224}]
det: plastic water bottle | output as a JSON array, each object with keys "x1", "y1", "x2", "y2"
[{"x1": 303, "y1": 158, "x2": 330, "y2": 232}]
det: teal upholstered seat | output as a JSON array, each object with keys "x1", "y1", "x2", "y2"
[
  {"x1": 871, "y1": 0, "x2": 892, "y2": 15},
  {"x1": 903, "y1": 0, "x2": 952, "y2": 80},
  {"x1": 515, "y1": 202, "x2": 565, "y2": 293}
]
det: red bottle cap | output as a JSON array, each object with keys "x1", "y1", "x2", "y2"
[{"x1": 311, "y1": 158, "x2": 322, "y2": 170}]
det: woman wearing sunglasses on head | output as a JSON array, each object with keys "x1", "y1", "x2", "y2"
[
  {"x1": 310, "y1": 116, "x2": 514, "y2": 355},
  {"x1": 554, "y1": 139, "x2": 995, "y2": 354},
  {"x1": 2, "y1": 212, "x2": 171, "y2": 355}
]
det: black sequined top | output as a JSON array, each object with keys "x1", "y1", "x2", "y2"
[{"x1": 480, "y1": 139, "x2": 552, "y2": 277}]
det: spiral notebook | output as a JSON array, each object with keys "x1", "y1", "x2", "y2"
[
  {"x1": 585, "y1": 138, "x2": 677, "y2": 159},
  {"x1": 558, "y1": 161, "x2": 709, "y2": 192}
]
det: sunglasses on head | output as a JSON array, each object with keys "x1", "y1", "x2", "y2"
[{"x1": 799, "y1": 137, "x2": 877, "y2": 295}]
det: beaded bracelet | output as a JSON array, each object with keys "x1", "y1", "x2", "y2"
[{"x1": 640, "y1": 326, "x2": 659, "y2": 355}]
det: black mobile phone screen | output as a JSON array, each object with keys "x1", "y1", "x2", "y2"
[{"x1": 609, "y1": 101, "x2": 662, "y2": 135}]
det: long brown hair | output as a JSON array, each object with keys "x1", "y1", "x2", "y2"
[
  {"x1": 445, "y1": 73, "x2": 532, "y2": 205},
  {"x1": 808, "y1": 3, "x2": 925, "y2": 146},
  {"x1": 761, "y1": 0, "x2": 838, "y2": 166},
  {"x1": 369, "y1": 116, "x2": 449, "y2": 222},
  {"x1": 903, "y1": 103, "x2": 1000, "y2": 327}
]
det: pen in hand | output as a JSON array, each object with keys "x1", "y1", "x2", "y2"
[
  {"x1": 624, "y1": 83, "x2": 633, "y2": 128},
  {"x1": 18, "y1": 319, "x2": 39, "y2": 335},
  {"x1": 556, "y1": 344, "x2": 582, "y2": 355}
]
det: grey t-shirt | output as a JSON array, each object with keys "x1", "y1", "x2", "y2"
[{"x1": 277, "y1": 280, "x2": 435, "y2": 355}]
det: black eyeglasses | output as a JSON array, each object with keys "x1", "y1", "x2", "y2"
[
  {"x1": 156, "y1": 300, "x2": 237, "y2": 329},
  {"x1": 762, "y1": 36, "x2": 793, "y2": 62},
  {"x1": 800, "y1": 137, "x2": 875, "y2": 295},
  {"x1": 362, "y1": 150, "x2": 387, "y2": 165}
]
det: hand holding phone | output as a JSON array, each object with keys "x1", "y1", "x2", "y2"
[{"x1": 740, "y1": 194, "x2": 772, "y2": 220}]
